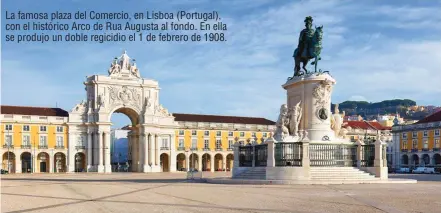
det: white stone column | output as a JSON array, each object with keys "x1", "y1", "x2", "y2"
[
  {"x1": 97, "y1": 131, "x2": 104, "y2": 173},
  {"x1": 222, "y1": 154, "x2": 227, "y2": 172},
  {"x1": 266, "y1": 138, "x2": 275, "y2": 167},
  {"x1": 141, "y1": 133, "x2": 148, "y2": 172},
  {"x1": 155, "y1": 135, "x2": 160, "y2": 166},
  {"x1": 302, "y1": 141, "x2": 310, "y2": 178},
  {"x1": 138, "y1": 134, "x2": 144, "y2": 172},
  {"x1": 15, "y1": 153, "x2": 22, "y2": 173},
  {"x1": 233, "y1": 142, "x2": 240, "y2": 168},
  {"x1": 186, "y1": 152, "x2": 190, "y2": 171},
  {"x1": 210, "y1": 155, "x2": 214, "y2": 172},
  {"x1": 67, "y1": 132, "x2": 76, "y2": 173},
  {"x1": 356, "y1": 139, "x2": 364, "y2": 168},
  {"x1": 93, "y1": 132, "x2": 98, "y2": 171},
  {"x1": 49, "y1": 153, "x2": 54, "y2": 173},
  {"x1": 148, "y1": 134, "x2": 153, "y2": 166},
  {"x1": 374, "y1": 139, "x2": 388, "y2": 180},
  {"x1": 170, "y1": 134, "x2": 177, "y2": 172},
  {"x1": 104, "y1": 132, "x2": 111, "y2": 173},
  {"x1": 198, "y1": 154, "x2": 203, "y2": 171},
  {"x1": 87, "y1": 132, "x2": 93, "y2": 171}
]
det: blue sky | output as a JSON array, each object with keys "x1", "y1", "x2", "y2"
[{"x1": 2, "y1": 0, "x2": 441, "y2": 128}]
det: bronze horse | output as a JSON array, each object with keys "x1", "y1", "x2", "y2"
[{"x1": 293, "y1": 26, "x2": 323, "y2": 77}]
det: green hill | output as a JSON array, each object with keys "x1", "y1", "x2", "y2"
[{"x1": 331, "y1": 99, "x2": 423, "y2": 119}]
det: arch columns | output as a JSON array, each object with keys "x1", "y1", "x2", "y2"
[
  {"x1": 170, "y1": 135, "x2": 177, "y2": 172},
  {"x1": 67, "y1": 132, "x2": 76, "y2": 173},
  {"x1": 97, "y1": 131, "x2": 104, "y2": 173},
  {"x1": 87, "y1": 131, "x2": 93, "y2": 171},
  {"x1": 104, "y1": 131, "x2": 111, "y2": 173}
]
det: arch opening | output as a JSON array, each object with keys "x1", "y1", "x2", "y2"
[
  {"x1": 110, "y1": 107, "x2": 140, "y2": 172},
  {"x1": 2, "y1": 152, "x2": 16, "y2": 173},
  {"x1": 160, "y1": 153, "x2": 169, "y2": 172},
  {"x1": 21, "y1": 152, "x2": 32, "y2": 173}
]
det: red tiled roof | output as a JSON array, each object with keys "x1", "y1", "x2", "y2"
[
  {"x1": 416, "y1": 111, "x2": 441, "y2": 124},
  {"x1": 343, "y1": 121, "x2": 389, "y2": 130},
  {"x1": 172, "y1": 113, "x2": 275, "y2": 125},
  {"x1": 0, "y1": 105, "x2": 69, "y2": 117}
]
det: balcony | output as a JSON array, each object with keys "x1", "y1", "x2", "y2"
[
  {"x1": 38, "y1": 145, "x2": 48, "y2": 149},
  {"x1": 177, "y1": 147, "x2": 185, "y2": 151},
  {"x1": 190, "y1": 147, "x2": 198, "y2": 151},
  {"x1": 401, "y1": 149, "x2": 408, "y2": 152},
  {"x1": 203, "y1": 148, "x2": 211, "y2": 151},
  {"x1": 75, "y1": 146, "x2": 85, "y2": 149},
  {"x1": 227, "y1": 148, "x2": 234, "y2": 151},
  {"x1": 433, "y1": 148, "x2": 440, "y2": 151},
  {"x1": 21, "y1": 145, "x2": 31, "y2": 149},
  {"x1": 215, "y1": 148, "x2": 223, "y2": 151},
  {"x1": 160, "y1": 147, "x2": 169, "y2": 151},
  {"x1": 422, "y1": 148, "x2": 429, "y2": 152},
  {"x1": 3, "y1": 144, "x2": 14, "y2": 149},
  {"x1": 411, "y1": 148, "x2": 418, "y2": 152},
  {"x1": 55, "y1": 145, "x2": 65, "y2": 149}
]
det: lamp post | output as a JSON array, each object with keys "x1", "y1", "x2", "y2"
[
  {"x1": 6, "y1": 128, "x2": 11, "y2": 173},
  {"x1": 33, "y1": 136, "x2": 36, "y2": 173}
]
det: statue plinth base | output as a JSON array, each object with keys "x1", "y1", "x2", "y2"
[{"x1": 282, "y1": 73, "x2": 347, "y2": 143}]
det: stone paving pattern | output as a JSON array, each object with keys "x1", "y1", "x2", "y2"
[{"x1": 1, "y1": 173, "x2": 440, "y2": 213}]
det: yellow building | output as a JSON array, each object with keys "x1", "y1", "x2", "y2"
[
  {"x1": 1, "y1": 105, "x2": 276, "y2": 173},
  {"x1": 172, "y1": 113, "x2": 275, "y2": 171},
  {"x1": 1, "y1": 105, "x2": 69, "y2": 173},
  {"x1": 392, "y1": 110, "x2": 441, "y2": 169}
]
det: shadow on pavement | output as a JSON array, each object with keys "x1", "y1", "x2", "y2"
[{"x1": 389, "y1": 173, "x2": 441, "y2": 182}]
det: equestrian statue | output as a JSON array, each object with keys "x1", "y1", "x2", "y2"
[{"x1": 292, "y1": 16, "x2": 324, "y2": 77}]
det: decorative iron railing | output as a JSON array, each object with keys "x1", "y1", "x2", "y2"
[
  {"x1": 39, "y1": 145, "x2": 48, "y2": 149},
  {"x1": 239, "y1": 145, "x2": 253, "y2": 167},
  {"x1": 361, "y1": 144, "x2": 375, "y2": 167},
  {"x1": 309, "y1": 144, "x2": 357, "y2": 167},
  {"x1": 254, "y1": 144, "x2": 267, "y2": 167},
  {"x1": 3, "y1": 144, "x2": 14, "y2": 148},
  {"x1": 275, "y1": 142, "x2": 302, "y2": 167},
  {"x1": 160, "y1": 147, "x2": 169, "y2": 150},
  {"x1": 177, "y1": 147, "x2": 185, "y2": 151},
  {"x1": 21, "y1": 145, "x2": 31, "y2": 149},
  {"x1": 55, "y1": 145, "x2": 65, "y2": 149}
]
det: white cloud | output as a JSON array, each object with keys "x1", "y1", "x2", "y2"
[{"x1": 2, "y1": 0, "x2": 441, "y2": 127}]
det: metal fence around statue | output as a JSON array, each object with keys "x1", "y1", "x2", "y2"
[
  {"x1": 254, "y1": 144, "x2": 268, "y2": 167},
  {"x1": 239, "y1": 145, "x2": 253, "y2": 167},
  {"x1": 309, "y1": 144, "x2": 357, "y2": 167},
  {"x1": 360, "y1": 144, "x2": 375, "y2": 167},
  {"x1": 275, "y1": 142, "x2": 302, "y2": 167}
]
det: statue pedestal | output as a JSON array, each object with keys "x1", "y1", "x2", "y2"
[{"x1": 282, "y1": 73, "x2": 341, "y2": 143}]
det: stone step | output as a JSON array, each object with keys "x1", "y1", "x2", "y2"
[
  {"x1": 311, "y1": 173, "x2": 375, "y2": 177},
  {"x1": 310, "y1": 172, "x2": 371, "y2": 175},
  {"x1": 311, "y1": 174, "x2": 374, "y2": 178}
]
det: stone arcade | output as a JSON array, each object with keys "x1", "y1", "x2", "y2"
[{"x1": 68, "y1": 51, "x2": 179, "y2": 173}]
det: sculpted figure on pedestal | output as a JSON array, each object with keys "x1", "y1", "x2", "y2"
[
  {"x1": 288, "y1": 101, "x2": 302, "y2": 136},
  {"x1": 274, "y1": 104, "x2": 290, "y2": 141},
  {"x1": 331, "y1": 104, "x2": 345, "y2": 138},
  {"x1": 292, "y1": 16, "x2": 324, "y2": 77}
]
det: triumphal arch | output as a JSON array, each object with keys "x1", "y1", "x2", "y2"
[{"x1": 67, "y1": 51, "x2": 178, "y2": 173}]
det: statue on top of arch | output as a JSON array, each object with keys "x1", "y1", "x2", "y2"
[{"x1": 108, "y1": 50, "x2": 141, "y2": 78}]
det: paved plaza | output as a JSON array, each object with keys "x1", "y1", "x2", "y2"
[{"x1": 1, "y1": 173, "x2": 440, "y2": 213}]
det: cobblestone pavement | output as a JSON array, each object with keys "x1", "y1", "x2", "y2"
[{"x1": 1, "y1": 173, "x2": 440, "y2": 213}]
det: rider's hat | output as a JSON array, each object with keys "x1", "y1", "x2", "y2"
[{"x1": 304, "y1": 16, "x2": 313, "y2": 23}]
